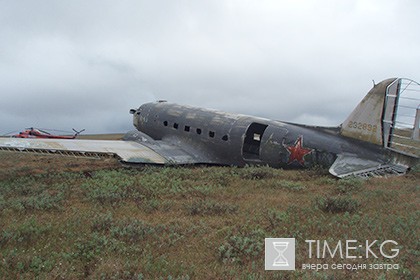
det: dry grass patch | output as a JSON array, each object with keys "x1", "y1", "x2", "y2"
[{"x1": 0, "y1": 153, "x2": 418, "y2": 279}]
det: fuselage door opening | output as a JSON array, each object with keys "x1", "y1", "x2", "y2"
[{"x1": 242, "y1": 122, "x2": 268, "y2": 161}]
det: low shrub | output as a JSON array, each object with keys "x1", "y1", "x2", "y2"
[
  {"x1": 1, "y1": 218, "x2": 51, "y2": 245},
  {"x1": 266, "y1": 209, "x2": 290, "y2": 230},
  {"x1": 10, "y1": 191, "x2": 65, "y2": 211},
  {"x1": 336, "y1": 177, "x2": 364, "y2": 194},
  {"x1": 218, "y1": 228, "x2": 265, "y2": 264},
  {"x1": 268, "y1": 180, "x2": 306, "y2": 191},
  {"x1": 74, "y1": 233, "x2": 109, "y2": 276},
  {"x1": 237, "y1": 166, "x2": 277, "y2": 180},
  {"x1": 91, "y1": 212, "x2": 114, "y2": 232},
  {"x1": 110, "y1": 220, "x2": 156, "y2": 243},
  {"x1": 186, "y1": 200, "x2": 238, "y2": 216},
  {"x1": 315, "y1": 196, "x2": 361, "y2": 213}
]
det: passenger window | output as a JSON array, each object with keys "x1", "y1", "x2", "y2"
[
  {"x1": 163, "y1": 121, "x2": 168, "y2": 126},
  {"x1": 196, "y1": 128, "x2": 202, "y2": 135},
  {"x1": 173, "y1": 123, "x2": 179, "y2": 129},
  {"x1": 184, "y1": 126, "x2": 190, "y2": 132},
  {"x1": 209, "y1": 131, "x2": 215, "y2": 138},
  {"x1": 222, "y1": 135, "x2": 229, "y2": 141}
]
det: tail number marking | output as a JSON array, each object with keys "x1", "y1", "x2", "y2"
[{"x1": 348, "y1": 121, "x2": 377, "y2": 133}]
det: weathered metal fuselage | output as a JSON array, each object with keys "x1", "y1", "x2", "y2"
[{"x1": 131, "y1": 101, "x2": 389, "y2": 169}]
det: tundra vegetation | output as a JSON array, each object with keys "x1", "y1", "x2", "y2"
[{"x1": 0, "y1": 151, "x2": 418, "y2": 279}]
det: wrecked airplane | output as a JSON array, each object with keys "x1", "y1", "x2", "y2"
[{"x1": 1, "y1": 78, "x2": 419, "y2": 178}]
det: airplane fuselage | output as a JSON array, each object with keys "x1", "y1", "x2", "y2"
[{"x1": 131, "y1": 101, "x2": 389, "y2": 169}]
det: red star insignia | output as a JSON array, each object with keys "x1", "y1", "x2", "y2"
[{"x1": 284, "y1": 136, "x2": 313, "y2": 165}]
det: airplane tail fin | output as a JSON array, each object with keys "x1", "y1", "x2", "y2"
[{"x1": 340, "y1": 78, "x2": 420, "y2": 157}]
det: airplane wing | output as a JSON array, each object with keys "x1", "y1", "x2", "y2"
[
  {"x1": 0, "y1": 137, "x2": 167, "y2": 164},
  {"x1": 0, "y1": 136, "x2": 222, "y2": 165},
  {"x1": 0, "y1": 130, "x2": 225, "y2": 165},
  {"x1": 329, "y1": 154, "x2": 408, "y2": 178}
]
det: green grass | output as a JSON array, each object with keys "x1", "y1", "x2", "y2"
[
  {"x1": 0, "y1": 152, "x2": 419, "y2": 279},
  {"x1": 186, "y1": 199, "x2": 239, "y2": 215},
  {"x1": 314, "y1": 195, "x2": 361, "y2": 213}
]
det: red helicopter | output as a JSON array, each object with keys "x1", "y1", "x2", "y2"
[{"x1": 13, "y1": 128, "x2": 85, "y2": 139}]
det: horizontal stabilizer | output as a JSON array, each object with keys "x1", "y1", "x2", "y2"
[{"x1": 329, "y1": 154, "x2": 408, "y2": 178}]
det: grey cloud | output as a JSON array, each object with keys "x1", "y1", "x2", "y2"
[{"x1": 1, "y1": 0, "x2": 419, "y2": 135}]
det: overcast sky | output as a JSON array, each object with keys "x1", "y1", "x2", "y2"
[{"x1": 1, "y1": 0, "x2": 419, "y2": 135}]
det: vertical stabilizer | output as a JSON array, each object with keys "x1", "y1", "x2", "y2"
[{"x1": 340, "y1": 78, "x2": 398, "y2": 146}]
